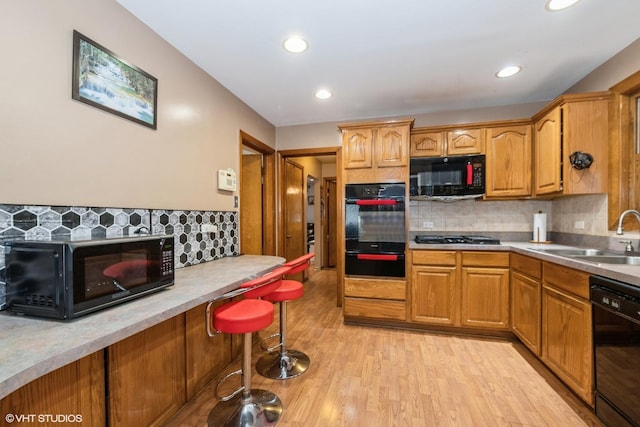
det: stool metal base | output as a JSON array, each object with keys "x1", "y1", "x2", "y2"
[
  {"x1": 207, "y1": 389, "x2": 283, "y2": 427},
  {"x1": 256, "y1": 349, "x2": 310, "y2": 380}
]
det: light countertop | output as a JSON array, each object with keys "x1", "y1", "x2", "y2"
[{"x1": 0, "y1": 254, "x2": 284, "y2": 400}]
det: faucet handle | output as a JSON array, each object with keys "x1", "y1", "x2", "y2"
[{"x1": 620, "y1": 240, "x2": 634, "y2": 253}]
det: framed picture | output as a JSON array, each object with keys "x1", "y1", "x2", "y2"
[{"x1": 72, "y1": 30, "x2": 158, "y2": 129}]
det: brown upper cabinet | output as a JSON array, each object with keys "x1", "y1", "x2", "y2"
[
  {"x1": 532, "y1": 92, "x2": 610, "y2": 196},
  {"x1": 410, "y1": 126, "x2": 484, "y2": 157},
  {"x1": 485, "y1": 123, "x2": 533, "y2": 198},
  {"x1": 339, "y1": 119, "x2": 414, "y2": 183}
]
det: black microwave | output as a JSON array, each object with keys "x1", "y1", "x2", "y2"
[
  {"x1": 4, "y1": 235, "x2": 174, "y2": 320},
  {"x1": 410, "y1": 154, "x2": 485, "y2": 200}
]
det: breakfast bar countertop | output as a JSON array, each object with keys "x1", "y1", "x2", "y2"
[{"x1": 0, "y1": 254, "x2": 285, "y2": 400}]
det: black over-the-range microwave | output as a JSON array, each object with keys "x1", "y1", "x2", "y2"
[
  {"x1": 409, "y1": 154, "x2": 485, "y2": 200},
  {"x1": 3, "y1": 235, "x2": 175, "y2": 320}
]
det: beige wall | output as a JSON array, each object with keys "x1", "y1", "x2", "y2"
[{"x1": 0, "y1": 0, "x2": 275, "y2": 211}]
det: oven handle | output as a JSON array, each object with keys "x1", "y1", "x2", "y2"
[
  {"x1": 355, "y1": 199, "x2": 398, "y2": 206},
  {"x1": 357, "y1": 254, "x2": 399, "y2": 261}
]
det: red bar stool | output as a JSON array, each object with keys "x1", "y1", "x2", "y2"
[
  {"x1": 256, "y1": 253, "x2": 314, "y2": 380},
  {"x1": 206, "y1": 265, "x2": 290, "y2": 427}
]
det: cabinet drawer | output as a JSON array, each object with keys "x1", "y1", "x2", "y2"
[
  {"x1": 344, "y1": 298, "x2": 407, "y2": 321},
  {"x1": 543, "y1": 262, "x2": 590, "y2": 300},
  {"x1": 511, "y1": 253, "x2": 542, "y2": 279},
  {"x1": 344, "y1": 277, "x2": 406, "y2": 300},
  {"x1": 461, "y1": 251, "x2": 509, "y2": 267},
  {"x1": 412, "y1": 250, "x2": 456, "y2": 266}
]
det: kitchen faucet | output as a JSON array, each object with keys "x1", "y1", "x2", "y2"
[{"x1": 616, "y1": 209, "x2": 640, "y2": 253}]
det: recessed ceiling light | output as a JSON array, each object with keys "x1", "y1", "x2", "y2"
[
  {"x1": 314, "y1": 89, "x2": 332, "y2": 99},
  {"x1": 545, "y1": 0, "x2": 581, "y2": 11},
  {"x1": 496, "y1": 65, "x2": 522, "y2": 78},
  {"x1": 283, "y1": 35, "x2": 308, "y2": 53}
]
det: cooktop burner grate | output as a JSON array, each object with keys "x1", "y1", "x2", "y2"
[{"x1": 414, "y1": 235, "x2": 500, "y2": 245}]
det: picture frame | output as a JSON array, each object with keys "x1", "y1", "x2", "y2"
[{"x1": 72, "y1": 30, "x2": 158, "y2": 129}]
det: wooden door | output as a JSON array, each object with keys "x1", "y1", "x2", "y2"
[
  {"x1": 460, "y1": 266, "x2": 510, "y2": 330},
  {"x1": 411, "y1": 265, "x2": 458, "y2": 325},
  {"x1": 342, "y1": 128, "x2": 373, "y2": 169},
  {"x1": 541, "y1": 284, "x2": 593, "y2": 405},
  {"x1": 511, "y1": 270, "x2": 541, "y2": 355},
  {"x1": 284, "y1": 159, "x2": 305, "y2": 267},
  {"x1": 323, "y1": 178, "x2": 337, "y2": 268},
  {"x1": 241, "y1": 153, "x2": 263, "y2": 255},
  {"x1": 446, "y1": 128, "x2": 484, "y2": 155},
  {"x1": 534, "y1": 107, "x2": 562, "y2": 195},
  {"x1": 485, "y1": 125, "x2": 532, "y2": 197},
  {"x1": 108, "y1": 316, "x2": 186, "y2": 427},
  {"x1": 375, "y1": 125, "x2": 409, "y2": 167}
]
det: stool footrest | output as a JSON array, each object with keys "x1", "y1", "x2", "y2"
[
  {"x1": 215, "y1": 369, "x2": 244, "y2": 402},
  {"x1": 260, "y1": 332, "x2": 282, "y2": 352}
]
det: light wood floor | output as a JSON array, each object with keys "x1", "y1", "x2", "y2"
[{"x1": 166, "y1": 269, "x2": 603, "y2": 427}]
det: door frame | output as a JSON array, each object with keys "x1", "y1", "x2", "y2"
[
  {"x1": 240, "y1": 131, "x2": 276, "y2": 255},
  {"x1": 277, "y1": 146, "x2": 342, "y2": 306}
]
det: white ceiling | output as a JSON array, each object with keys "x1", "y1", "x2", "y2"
[{"x1": 117, "y1": 0, "x2": 640, "y2": 127}]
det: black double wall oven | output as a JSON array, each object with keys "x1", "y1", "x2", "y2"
[{"x1": 345, "y1": 183, "x2": 405, "y2": 278}]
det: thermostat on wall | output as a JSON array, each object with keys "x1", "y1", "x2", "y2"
[{"x1": 218, "y1": 168, "x2": 237, "y2": 191}]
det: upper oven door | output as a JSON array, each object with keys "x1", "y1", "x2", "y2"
[{"x1": 345, "y1": 183, "x2": 406, "y2": 253}]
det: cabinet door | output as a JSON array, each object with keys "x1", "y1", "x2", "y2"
[
  {"x1": 1, "y1": 352, "x2": 105, "y2": 427},
  {"x1": 486, "y1": 125, "x2": 532, "y2": 197},
  {"x1": 411, "y1": 265, "x2": 457, "y2": 325},
  {"x1": 534, "y1": 107, "x2": 562, "y2": 195},
  {"x1": 185, "y1": 302, "x2": 233, "y2": 400},
  {"x1": 562, "y1": 98, "x2": 609, "y2": 195},
  {"x1": 446, "y1": 128, "x2": 484, "y2": 155},
  {"x1": 511, "y1": 270, "x2": 541, "y2": 355},
  {"x1": 375, "y1": 125, "x2": 409, "y2": 167},
  {"x1": 541, "y1": 285, "x2": 593, "y2": 405},
  {"x1": 108, "y1": 316, "x2": 186, "y2": 427},
  {"x1": 410, "y1": 131, "x2": 444, "y2": 157},
  {"x1": 460, "y1": 267, "x2": 510, "y2": 330},
  {"x1": 343, "y1": 128, "x2": 373, "y2": 169}
]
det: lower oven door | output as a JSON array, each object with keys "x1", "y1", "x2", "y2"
[
  {"x1": 591, "y1": 276, "x2": 640, "y2": 427},
  {"x1": 345, "y1": 252, "x2": 405, "y2": 278}
]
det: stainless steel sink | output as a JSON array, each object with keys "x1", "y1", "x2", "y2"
[
  {"x1": 572, "y1": 255, "x2": 640, "y2": 265},
  {"x1": 531, "y1": 248, "x2": 617, "y2": 256}
]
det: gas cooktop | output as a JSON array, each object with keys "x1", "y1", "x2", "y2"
[{"x1": 414, "y1": 235, "x2": 501, "y2": 245}]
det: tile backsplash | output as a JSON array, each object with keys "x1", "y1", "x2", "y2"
[
  {"x1": 409, "y1": 194, "x2": 609, "y2": 237},
  {"x1": 0, "y1": 204, "x2": 239, "y2": 309}
]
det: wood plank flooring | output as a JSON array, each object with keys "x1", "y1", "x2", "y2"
[{"x1": 165, "y1": 269, "x2": 603, "y2": 427}]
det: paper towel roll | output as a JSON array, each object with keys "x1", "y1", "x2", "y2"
[{"x1": 533, "y1": 212, "x2": 547, "y2": 242}]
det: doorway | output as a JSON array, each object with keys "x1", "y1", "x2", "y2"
[
  {"x1": 239, "y1": 131, "x2": 276, "y2": 256},
  {"x1": 277, "y1": 147, "x2": 342, "y2": 305}
]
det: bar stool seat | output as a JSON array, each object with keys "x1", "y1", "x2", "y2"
[
  {"x1": 257, "y1": 253, "x2": 314, "y2": 380},
  {"x1": 206, "y1": 266, "x2": 290, "y2": 427}
]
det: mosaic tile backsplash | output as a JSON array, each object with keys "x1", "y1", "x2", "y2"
[{"x1": 0, "y1": 204, "x2": 239, "y2": 309}]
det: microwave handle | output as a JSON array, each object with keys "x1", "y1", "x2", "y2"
[{"x1": 466, "y1": 162, "x2": 473, "y2": 185}]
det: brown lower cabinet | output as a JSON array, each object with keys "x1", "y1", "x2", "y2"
[
  {"x1": 541, "y1": 262, "x2": 593, "y2": 406},
  {"x1": 510, "y1": 253, "x2": 542, "y2": 355},
  {"x1": 343, "y1": 277, "x2": 407, "y2": 321},
  {"x1": 108, "y1": 316, "x2": 186, "y2": 427},
  {"x1": 1, "y1": 304, "x2": 239, "y2": 427},
  {"x1": 0, "y1": 351, "x2": 105, "y2": 427},
  {"x1": 410, "y1": 250, "x2": 510, "y2": 330}
]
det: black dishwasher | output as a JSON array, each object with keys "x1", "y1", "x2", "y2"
[{"x1": 590, "y1": 275, "x2": 640, "y2": 427}]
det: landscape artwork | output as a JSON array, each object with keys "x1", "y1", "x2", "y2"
[{"x1": 72, "y1": 30, "x2": 157, "y2": 129}]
